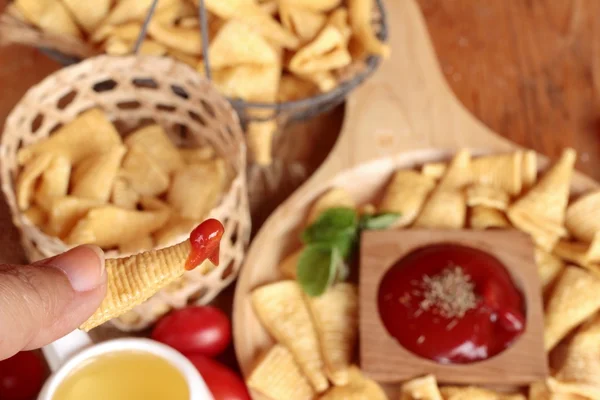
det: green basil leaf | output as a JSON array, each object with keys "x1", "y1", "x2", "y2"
[
  {"x1": 360, "y1": 212, "x2": 402, "y2": 230},
  {"x1": 297, "y1": 244, "x2": 341, "y2": 297},
  {"x1": 301, "y1": 207, "x2": 358, "y2": 245}
]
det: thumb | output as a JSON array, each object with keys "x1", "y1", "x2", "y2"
[{"x1": 0, "y1": 245, "x2": 106, "y2": 360}]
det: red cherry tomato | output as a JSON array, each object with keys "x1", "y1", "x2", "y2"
[
  {"x1": 0, "y1": 351, "x2": 46, "y2": 400},
  {"x1": 186, "y1": 354, "x2": 250, "y2": 400},
  {"x1": 152, "y1": 306, "x2": 231, "y2": 357}
]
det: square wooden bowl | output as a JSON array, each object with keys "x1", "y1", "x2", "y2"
[{"x1": 359, "y1": 229, "x2": 548, "y2": 385}]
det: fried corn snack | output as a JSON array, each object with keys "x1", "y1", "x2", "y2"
[
  {"x1": 289, "y1": 26, "x2": 351, "y2": 75},
  {"x1": 565, "y1": 190, "x2": 600, "y2": 243},
  {"x1": 17, "y1": 109, "x2": 123, "y2": 166},
  {"x1": 91, "y1": 21, "x2": 141, "y2": 43},
  {"x1": 246, "y1": 345, "x2": 315, "y2": 400},
  {"x1": 14, "y1": 0, "x2": 81, "y2": 37},
  {"x1": 348, "y1": 0, "x2": 389, "y2": 58},
  {"x1": 469, "y1": 206, "x2": 510, "y2": 230},
  {"x1": 47, "y1": 196, "x2": 101, "y2": 238},
  {"x1": 147, "y1": 21, "x2": 203, "y2": 55},
  {"x1": 280, "y1": 3, "x2": 326, "y2": 43},
  {"x1": 24, "y1": 206, "x2": 47, "y2": 227},
  {"x1": 243, "y1": 13, "x2": 300, "y2": 50},
  {"x1": 34, "y1": 155, "x2": 71, "y2": 211},
  {"x1": 283, "y1": 0, "x2": 341, "y2": 12},
  {"x1": 153, "y1": 215, "x2": 198, "y2": 248},
  {"x1": 280, "y1": 248, "x2": 302, "y2": 279},
  {"x1": 378, "y1": 170, "x2": 436, "y2": 227},
  {"x1": 400, "y1": 375, "x2": 443, "y2": 400},
  {"x1": 16, "y1": 153, "x2": 54, "y2": 211},
  {"x1": 300, "y1": 70, "x2": 337, "y2": 92},
  {"x1": 251, "y1": 280, "x2": 329, "y2": 393},
  {"x1": 65, "y1": 206, "x2": 170, "y2": 248},
  {"x1": 101, "y1": 0, "x2": 176, "y2": 26},
  {"x1": 522, "y1": 150, "x2": 538, "y2": 190},
  {"x1": 413, "y1": 190, "x2": 466, "y2": 229},
  {"x1": 544, "y1": 266, "x2": 600, "y2": 351},
  {"x1": 81, "y1": 218, "x2": 224, "y2": 331},
  {"x1": 534, "y1": 247, "x2": 565, "y2": 290},
  {"x1": 471, "y1": 151, "x2": 523, "y2": 196},
  {"x1": 211, "y1": 64, "x2": 282, "y2": 101},
  {"x1": 508, "y1": 149, "x2": 575, "y2": 250},
  {"x1": 305, "y1": 283, "x2": 358, "y2": 386},
  {"x1": 421, "y1": 162, "x2": 446, "y2": 180},
  {"x1": 319, "y1": 366, "x2": 387, "y2": 400},
  {"x1": 278, "y1": 74, "x2": 319, "y2": 102},
  {"x1": 119, "y1": 147, "x2": 170, "y2": 197},
  {"x1": 306, "y1": 188, "x2": 356, "y2": 225},
  {"x1": 556, "y1": 314, "x2": 600, "y2": 390},
  {"x1": 466, "y1": 184, "x2": 510, "y2": 210},
  {"x1": 61, "y1": 0, "x2": 110, "y2": 33},
  {"x1": 440, "y1": 386, "x2": 526, "y2": 400},
  {"x1": 179, "y1": 147, "x2": 215, "y2": 164},
  {"x1": 124, "y1": 125, "x2": 184, "y2": 175},
  {"x1": 111, "y1": 177, "x2": 140, "y2": 210},
  {"x1": 438, "y1": 149, "x2": 472, "y2": 190},
  {"x1": 553, "y1": 237, "x2": 600, "y2": 268},
  {"x1": 71, "y1": 146, "x2": 126, "y2": 202},
  {"x1": 547, "y1": 378, "x2": 600, "y2": 400}
]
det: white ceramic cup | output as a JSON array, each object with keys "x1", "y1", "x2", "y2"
[{"x1": 38, "y1": 330, "x2": 214, "y2": 400}]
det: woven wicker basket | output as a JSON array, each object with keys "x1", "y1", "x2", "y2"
[{"x1": 0, "y1": 55, "x2": 251, "y2": 331}]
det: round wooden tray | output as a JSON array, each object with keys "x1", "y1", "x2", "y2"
[{"x1": 232, "y1": 0, "x2": 599, "y2": 398}]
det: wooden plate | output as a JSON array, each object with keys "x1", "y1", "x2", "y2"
[{"x1": 233, "y1": 0, "x2": 599, "y2": 398}]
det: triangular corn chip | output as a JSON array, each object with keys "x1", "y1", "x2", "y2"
[
  {"x1": 111, "y1": 177, "x2": 140, "y2": 210},
  {"x1": 178, "y1": 17, "x2": 200, "y2": 28},
  {"x1": 154, "y1": 0, "x2": 196, "y2": 25},
  {"x1": 289, "y1": 26, "x2": 351, "y2": 74},
  {"x1": 378, "y1": 170, "x2": 436, "y2": 227},
  {"x1": 167, "y1": 158, "x2": 227, "y2": 220},
  {"x1": 118, "y1": 235, "x2": 154, "y2": 255},
  {"x1": 65, "y1": 206, "x2": 169, "y2": 248},
  {"x1": 246, "y1": 345, "x2": 315, "y2": 400},
  {"x1": 466, "y1": 184, "x2": 510, "y2": 210},
  {"x1": 61, "y1": 0, "x2": 110, "y2": 33},
  {"x1": 251, "y1": 281, "x2": 329, "y2": 392},
  {"x1": 297, "y1": 70, "x2": 337, "y2": 92},
  {"x1": 438, "y1": 149, "x2": 472, "y2": 190},
  {"x1": 16, "y1": 153, "x2": 54, "y2": 211},
  {"x1": 204, "y1": 0, "x2": 259, "y2": 19},
  {"x1": 421, "y1": 162, "x2": 447, "y2": 180},
  {"x1": 91, "y1": 21, "x2": 141, "y2": 43},
  {"x1": 529, "y1": 381, "x2": 587, "y2": 400},
  {"x1": 547, "y1": 378, "x2": 600, "y2": 400},
  {"x1": 148, "y1": 21, "x2": 202, "y2": 55},
  {"x1": 508, "y1": 149, "x2": 575, "y2": 250},
  {"x1": 119, "y1": 147, "x2": 170, "y2": 197},
  {"x1": 103, "y1": 36, "x2": 130, "y2": 56},
  {"x1": 212, "y1": 63, "x2": 281, "y2": 102},
  {"x1": 280, "y1": 248, "x2": 302, "y2": 279},
  {"x1": 179, "y1": 147, "x2": 215, "y2": 164},
  {"x1": 17, "y1": 109, "x2": 122, "y2": 166},
  {"x1": 139, "y1": 196, "x2": 170, "y2": 211},
  {"x1": 544, "y1": 266, "x2": 600, "y2": 351},
  {"x1": 14, "y1": 0, "x2": 81, "y2": 37},
  {"x1": 280, "y1": 3, "x2": 326, "y2": 43},
  {"x1": 102, "y1": 0, "x2": 177, "y2": 26},
  {"x1": 247, "y1": 120, "x2": 277, "y2": 166},
  {"x1": 137, "y1": 40, "x2": 168, "y2": 56},
  {"x1": 167, "y1": 49, "x2": 201, "y2": 68},
  {"x1": 440, "y1": 386, "x2": 526, "y2": 400},
  {"x1": 413, "y1": 190, "x2": 466, "y2": 229},
  {"x1": 209, "y1": 20, "x2": 278, "y2": 68},
  {"x1": 243, "y1": 13, "x2": 300, "y2": 50},
  {"x1": 278, "y1": 74, "x2": 318, "y2": 102},
  {"x1": 124, "y1": 125, "x2": 184, "y2": 175},
  {"x1": 553, "y1": 237, "x2": 600, "y2": 269},
  {"x1": 522, "y1": 150, "x2": 538, "y2": 190},
  {"x1": 23, "y1": 206, "x2": 47, "y2": 228},
  {"x1": 320, "y1": 366, "x2": 386, "y2": 400},
  {"x1": 259, "y1": 0, "x2": 277, "y2": 15},
  {"x1": 34, "y1": 155, "x2": 71, "y2": 211},
  {"x1": 556, "y1": 314, "x2": 600, "y2": 389},
  {"x1": 566, "y1": 190, "x2": 600, "y2": 243},
  {"x1": 153, "y1": 214, "x2": 198, "y2": 248},
  {"x1": 72, "y1": 146, "x2": 126, "y2": 202},
  {"x1": 348, "y1": 0, "x2": 389, "y2": 57},
  {"x1": 469, "y1": 205, "x2": 510, "y2": 230},
  {"x1": 401, "y1": 375, "x2": 443, "y2": 400},
  {"x1": 535, "y1": 247, "x2": 565, "y2": 290},
  {"x1": 471, "y1": 151, "x2": 523, "y2": 195},
  {"x1": 305, "y1": 283, "x2": 358, "y2": 386},
  {"x1": 306, "y1": 188, "x2": 355, "y2": 226},
  {"x1": 47, "y1": 196, "x2": 102, "y2": 238},
  {"x1": 282, "y1": 0, "x2": 341, "y2": 12}
]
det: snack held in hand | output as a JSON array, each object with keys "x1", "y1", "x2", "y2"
[
  {"x1": 81, "y1": 219, "x2": 224, "y2": 331},
  {"x1": 245, "y1": 148, "x2": 600, "y2": 399}
]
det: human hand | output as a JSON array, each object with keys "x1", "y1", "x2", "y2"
[{"x1": 0, "y1": 246, "x2": 106, "y2": 360}]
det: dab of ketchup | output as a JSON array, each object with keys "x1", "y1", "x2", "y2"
[
  {"x1": 185, "y1": 219, "x2": 225, "y2": 271},
  {"x1": 378, "y1": 244, "x2": 525, "y2": 364}
]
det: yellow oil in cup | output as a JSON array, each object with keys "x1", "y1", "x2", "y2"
[{"x1": 51, "y1": 351, "x2": 190, "y2": 400}]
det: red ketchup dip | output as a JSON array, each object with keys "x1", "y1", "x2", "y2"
[{"x1": 377, "y1": 244, "x2": 525, "y2": 364}]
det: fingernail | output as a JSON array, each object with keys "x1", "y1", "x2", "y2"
[{"x1": 48, "y1": 245, "x2": 105, "y2": 292}]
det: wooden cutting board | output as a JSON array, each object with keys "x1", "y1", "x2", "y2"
[{"x1": 232, "y1": 0, "x2": 599, "y2": 397}]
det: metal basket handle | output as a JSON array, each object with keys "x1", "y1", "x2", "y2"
[{"x1": 134, "y1": 0, "x2": 212, "y2": 80}]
